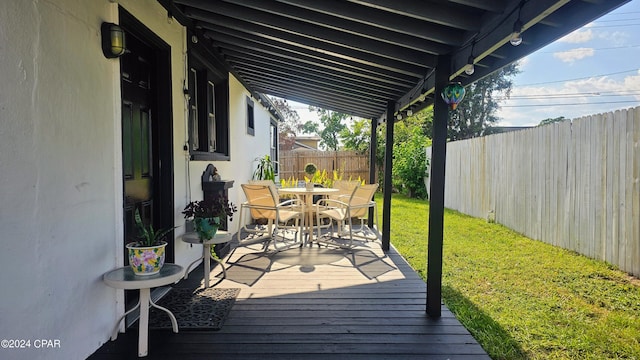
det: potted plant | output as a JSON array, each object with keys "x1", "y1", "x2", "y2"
[
  {"x1": 253, "y1": 155, "x2": 277, "y2": 181},
  {"x1": 126, "y1": 208, "x2": 175, "y2": 276},
  {"x1": 182, "y1": 197, "x2": 237, "y2": 242},
  {"x1": 304, "y1": 162, "x2": 317, "y2": 190}
]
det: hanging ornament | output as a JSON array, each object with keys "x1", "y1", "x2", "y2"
[{"x1": 440, "y1": 82, "x2": 466, "y2": 110}]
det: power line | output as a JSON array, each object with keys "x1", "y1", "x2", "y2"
[
  {"x1": 501, "y1": 100, "x2": 639, "y2": 108},
  {"x1": 515, "y1": 69, "x2": 639, "y2": 86},
  {"x1": 498, "y1": 90, "x2": 640, "y2": 100}
]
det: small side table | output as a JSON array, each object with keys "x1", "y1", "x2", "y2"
[
  {"x1": 181, "y1": 230, "x2": 232, "y2": 288},
  {"x1": 103, "y1": 264, "x2": 184, "y2": 357}
]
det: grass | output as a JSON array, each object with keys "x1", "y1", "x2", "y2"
[{"x1": 381, "y1": 193, "x2": 640, "y2": 360}]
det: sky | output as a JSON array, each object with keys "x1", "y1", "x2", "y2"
[
  {"x1": 496, "y1": 0, "x2": 640, "y2": 126},
  {"x1": 287, "y1": 0, "x2": 640, "y2": 127}
]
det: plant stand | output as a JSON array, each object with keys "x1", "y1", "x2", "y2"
[{"x1": 181, "y1": 230, "x2": 232, "y2": 288}]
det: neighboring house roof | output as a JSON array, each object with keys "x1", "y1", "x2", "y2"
[{"x1": 292, "y1": 142, "x2": 316, "y2": 151}]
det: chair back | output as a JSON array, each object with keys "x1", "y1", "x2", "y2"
[
  {"x1": 350, "y1": 183, "x2": 379, "y2": 218},
  {"x1": 248, "y1": 180, "x2": 276, "y2": 186},
  {"x1": 331, "y1": 180, "x2": 361, "y2": 200},
  {"x1": 241, "y1": 184, "x2": 279, "y2": 220}
]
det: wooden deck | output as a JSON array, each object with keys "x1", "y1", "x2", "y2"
[{"x1": 90, "y1": 236, "x2": 489, "y2": 359}]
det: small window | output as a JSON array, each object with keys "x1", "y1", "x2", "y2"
[
  {"x1": 188, "y1": 68, "x2": 199, "y2": 151},
  {"x1": 270, "y1": 119, "x2": 279, "y2": 174},
  {"x1": 246, "y1": 97, "x2": 255, "y2": 136},
  {"x1": 207, "y1": 81, "x2": 216, "y2": 152},
  {"x1": 187, "y1": 32, "x2": 230, "y2": 161}
]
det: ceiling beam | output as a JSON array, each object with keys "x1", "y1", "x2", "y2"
[
  {"x1": 178, "y1": 0, "x2": 437, "y2": 67},
  {"x1": 185, "y1": 8, "x2": 432, "y2": 75},
  {"x1": 252, "y1": 85, "x2": 383, "y2": 118},
  {"x1": 447, "y1": 0, "x2": 507, "y2": 13},
  {"x1": 239, "y1": 70, "x2": 390, "y2": 107},
  {"x1": 232, "y1": 60, "x2": 404, "y2": 102},
  {"x1": 202, "y1": 26, "x2": 421, "y2": 86},
  {"x1": 275, "y1": 0, "x2": 465, "y2": 45},
  {"x1": 221, "y1": 0, "x2": 453, "y2": 54},
  {"x1": 347, "y1": 0, "x2": 481, "y2": 30},
  {"x1": 223, "y1": 51, "x2": 407, "y2": 97}
]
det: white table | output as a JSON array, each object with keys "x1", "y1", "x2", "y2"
[
  {"x1": 278, "y1": 187, "x2": 339, "y2": 244},
  {"x1": 103, "y1": 264, "x2": 184, "y2": 357},
  {"x1": 180, "y1": 230, "x2": 232, "y2": 288}
]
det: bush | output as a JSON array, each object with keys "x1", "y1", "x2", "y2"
[{"x1": 393, "y1": 127, "x2": 430, "y2": 198}]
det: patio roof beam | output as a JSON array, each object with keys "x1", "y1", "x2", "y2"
[
  {"x1": 447, "y1": 0, "x2": 507, "y2": 13},
  {"x1": 256, "y1": 0, "x2": 465, "y2": 46},
  {"x1": 179, "y1": 1, "x2": 438, "y2": 68},
  {"x1": 249, "y1": 83, "x2": 383, "y2": 118},
  {"x1": 237, "y1": 70, "x2": 392, "y2": 108},
  {"x1": 349, "y1": 0, "x2": 481, "y2": 31},
  {"x1": 217, "y1": 0, "x2": 454, "y2": 55},
  {"x1": 229, "y1": 59, "x2": 405, "y2": 102},
  {"x1": 223, "y1": 52, "x2": 410, "y2": 97},
  {"x1": 186, "y1": 9, "x2": 430, "y2": 77},
  {"x1": 201, "y1": 27, "x2": 420, "y2": 87}
]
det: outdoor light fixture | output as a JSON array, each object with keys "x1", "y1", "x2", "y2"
[
  {"x1": 510, "y1": 19, "x2": 523, "y2": 46},
  {"x1": 465, "y1": 42, "x2": 476, "y2": 75},
  {"x1": 101, "y1": 22, "x2": 126, "y2": 58},
  {"x1": 396, "y1": 113, "x2": 403, "y2": 120},
  {"x1": 406, "y1": 108, "x2": 413, "y2": 116},
  {"x1": 464, "y1": 55, "x2": 475, "y2": 75},
  {"x1": 441, "y1": 82, "x2": 466, "y2": 110},
  {"x1": 510, "y1": 2, "x2": 524, "y2": 46}
]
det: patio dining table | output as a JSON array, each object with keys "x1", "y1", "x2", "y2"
[{"x1": 277, "y1": 187, "x2": 339, "y2": 245}]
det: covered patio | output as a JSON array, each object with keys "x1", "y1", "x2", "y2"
[
  {"x1": 155, "y1": 0, "x2": 630, "y2": 316},
  {"x1": 91, "y1": 238, "x2": 489, "y2": 359},
  {"x1": 2, "y1": 1, "x2": 631, "y2": 359},
  {"x1": 93, "y1": 0, "x2": 628, "y2": 358}
]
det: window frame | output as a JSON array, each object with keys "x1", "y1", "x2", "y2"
[
  {"x1": 187, "y1": 33, "x2": 230, "y2": 161},
  {"x1": 246, "y1": 96, "x2": 255, "y2": 136},
  {"x1": 270, "y1": 118, "x2": 279, "y2": 175}
]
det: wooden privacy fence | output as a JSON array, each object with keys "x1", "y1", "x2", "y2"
[
  {"x1": 278, "y1": 150, "x2": 370, "y2": 181},
  {"x1": 433, "y1": 106, "x2": 640, "y2": 277}
]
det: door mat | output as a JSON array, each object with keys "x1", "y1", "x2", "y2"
[{"x1": 148, "y1": 287, "x2": 240, "y2": 330}]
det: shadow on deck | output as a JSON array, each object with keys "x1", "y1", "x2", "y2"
[{"x1": 90, "y1": 230, "x2": 490, "y2": 359}]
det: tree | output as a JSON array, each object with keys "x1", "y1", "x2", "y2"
[
  {"x1": 538, "y1": 116, "x2": 568, "y2": 126},
  {"x1": 339, "y1": 118, "x2": 370, "y2": 155},
  {"x1": 269, "y1": 97, "x2": 302, "y2": 150},
  {"x1": 447, "y1": 63, "x2": 520, "y2": 141},
  {"x1": 302, "y1": 107, "x2": 348, "y2": 150}
]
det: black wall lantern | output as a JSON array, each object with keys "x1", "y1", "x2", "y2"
[{"x1": 101, "y1": 22, "x2": 126, "y2": 58}]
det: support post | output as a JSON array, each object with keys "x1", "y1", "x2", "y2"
[
  {"x1": 427, "y1": 54, "x2": 450, "y2": 318},
  {"x1": 368, "y1": 118, "x2": 378, "y2": 228},
  {"x1": 381, "y1": 101, "x2": 395, "y2": 252}
]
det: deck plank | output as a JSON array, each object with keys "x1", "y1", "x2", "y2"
[{"x1": 89, "y1": 239, "x2": 489, "y2": 359}]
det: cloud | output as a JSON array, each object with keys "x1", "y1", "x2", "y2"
[
  {"x1": 558, "y1": 29, "x2": 593, "y2": 44},
  {"x1": 496, "y1": 73, "x2": 640, "y2": 126},
  {"x1": 599, "y1": 30, "x2": 630, "y2": 46},
  {"x1": 553, "y1": 48, "x2": 595, "y2": 63}
]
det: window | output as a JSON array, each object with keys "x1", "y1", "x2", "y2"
[
  {"x1": 246, "y1": 96, "x2": 255, "y2": 136},
  {"x1": 270, "y1": 119, "x2": 279, "y2": 174},
  {"x1": 187, "y1": 32, "x2": 229, "y2": 161}
]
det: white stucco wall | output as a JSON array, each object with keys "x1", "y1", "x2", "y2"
[
  {"x1": 0, "y1": 1, "x2": 273, "y2": 359},
  {"x1": 0, "y1": 2, "x2": 124, "y2": 359}
]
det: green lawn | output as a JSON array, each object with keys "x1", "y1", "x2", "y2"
[{"x1": 382, "y1": 193, "x2": 640, "y2": 360}]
